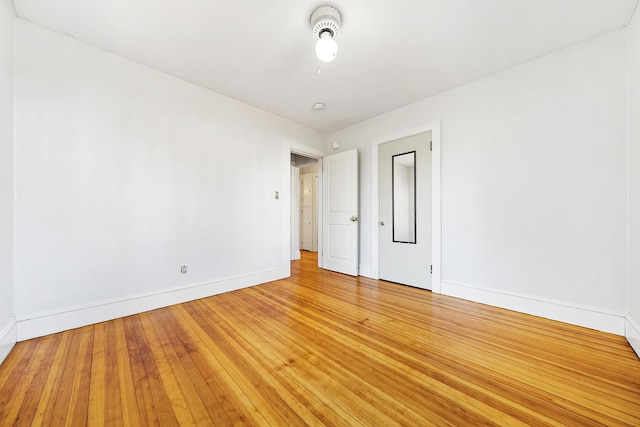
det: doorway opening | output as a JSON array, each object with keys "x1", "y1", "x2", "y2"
[
  {"x1": 282, "y1": 144, "x2": 359, "y2": 278},
  {"x1": 291, "y1": 154, "x2": 319, "y2": 261},
  {"x1": 282, "y1": 143, "x2": 324, "y2": 278}
]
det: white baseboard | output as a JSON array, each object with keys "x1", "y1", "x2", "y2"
[
  {"x1": 441, "y1": 280, "x2": 625, "y2": 335},
  {"x1": 626, "y1": 314, "x2": 640, "y2": 358},
  {"x1": 0, "y1": 317, "x2": 17, "y2": 365},
  {"x1": 17, "y1": 267, "x2": 286, "y2": 341}
]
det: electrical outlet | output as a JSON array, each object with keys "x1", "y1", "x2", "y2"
[{"x1": 180, "y1": 265, "x2": 187, "y2": 274}]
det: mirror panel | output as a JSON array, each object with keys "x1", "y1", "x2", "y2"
[{"x1": 392, "y1": 151, "x2": 416, "y2": 244}]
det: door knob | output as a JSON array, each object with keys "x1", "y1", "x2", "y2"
[
  {"x1": 379, "y1": 221, "x2": 385, "y2": 226},
  {"x1": 350, "y1": 216, "x2": 359, "y2": 222}
]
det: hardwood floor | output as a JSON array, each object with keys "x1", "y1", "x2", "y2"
[{"x1": 1, "y1": 251, "x2": 639, "y2": 426}]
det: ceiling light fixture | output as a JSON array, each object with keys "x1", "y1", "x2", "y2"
[{"x1": 311, "y1": 6, "x2": 341, "y2": 63}]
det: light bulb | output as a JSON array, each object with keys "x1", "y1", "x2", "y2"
[{"x1": 315, "y1": 32, "x2": 337, "y2": 62}]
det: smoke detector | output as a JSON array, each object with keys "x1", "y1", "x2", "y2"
[{"x1": 310, "y1": 6, "x2": 342, "y2": 62}]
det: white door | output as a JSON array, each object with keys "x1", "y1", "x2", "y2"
[
  {"x1": 379, "y1": 133, "x2": 431, "y2": 289},
  {"x1": 322, "y1": 149, "x2": 359, "y2": 276}
]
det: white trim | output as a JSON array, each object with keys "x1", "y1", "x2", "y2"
[
  {"x1": 0, "y1": 317, "x2": 17, "y2": 365},
  {"x1": 441, "y1": 279, "x2": 625, "y2": 335},
  {"x1": 626, "y1": 314, "x2": 640, "y2": 358},
  {"x1": 317, "y1": 158, "x2": 324, "y2": 269},
  {"x1": 282, "y1": 144, "x2": 293, "y2": 277},
  {"x1": 431, "y1": 124, "x2": 442, "y2": 293},
  {"x1": 17, "y1": 267, "x2": 285, "y2": 341},
  {"x1": 289, "y1": 143, "x2": 325, "y2": 159},
  {"x1": 370, "y1": 121, "x2": 442, "y2": 292}
]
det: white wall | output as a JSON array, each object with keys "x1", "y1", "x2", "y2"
[
  {"x1": 627, "y1": 10, "x2": 640, "y2": 356},
  {"x1": 5, "y1": 9, "x2": 637, "y2": 350},
  {"x1": 328, "y1": 29, "x2": 628, "y2": 334},
  {"x1": 0, "y1": 0, "x2": 16, "y2": 364},
  {"x1": 13, "y1": 21, "x2": 324, "y2": 340}
]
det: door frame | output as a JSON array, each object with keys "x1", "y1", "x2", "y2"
[
  {"x1": 370, "y1": 121, "x2": 442, "y2": 293},
  {"x1": 282, "y1": 142, "x2": 325, "y2": 277}
]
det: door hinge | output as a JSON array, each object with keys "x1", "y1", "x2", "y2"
[
  {"x1": 430, "y1": 264, "x2": 432, "y2": 274},
  {"x1": 430, "y1": 140, "x2": 432, "y2": 151}
]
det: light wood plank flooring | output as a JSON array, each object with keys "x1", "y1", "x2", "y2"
[{"x1": 1, "y1": 251, "x2": 639, "y2": 426}]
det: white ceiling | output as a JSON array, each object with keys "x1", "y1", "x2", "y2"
[{"x1": 13, "y1": 0, "x2": 639, "y2": 133}]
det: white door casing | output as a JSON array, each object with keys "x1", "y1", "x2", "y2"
[
  {"x1": 313, "y1": 175, "x2": 318, "y2": 251},
  {"x1": 379, "y1": 133, "x2": 431, "y2": 289},
  {"x1": 322, "y1": 149, "x2": 359, "y2": 276}
]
